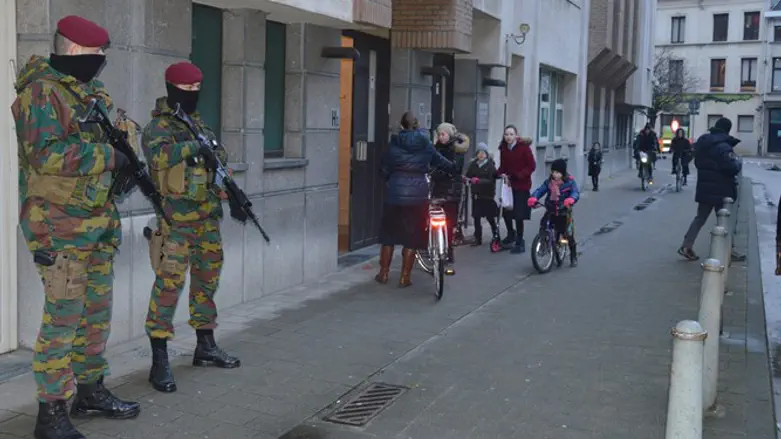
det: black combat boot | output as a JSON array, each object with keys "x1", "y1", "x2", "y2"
[
  {"x1": 34, "y1": 400, "x2": 85, "y2": 439},
  {"x1": 70, "y1": 377, "x2": 140, "y2": 419},
  {"x1": 149, "y1": 337, "x2": 177, "y2": 393},
  {"x1": 193, "y1": 329, "x2": 241, "y2": 368}
]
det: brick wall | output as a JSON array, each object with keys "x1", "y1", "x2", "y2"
[
  {"x1": 390, "y1": 0, "x2": 472, "y2": 52},
  {"x1": 354, "y1": 0, "x2": 392, "y2": 28}
]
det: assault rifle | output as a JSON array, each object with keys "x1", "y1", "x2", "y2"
[
  {"x1": 80, "y1": 98, "x2": 170, "y2": 224},
  {"x1": 172, "y1": 105, "x2": 271, "y2": 243}
]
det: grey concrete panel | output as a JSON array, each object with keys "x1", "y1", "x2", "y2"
[
  {"x1": 143, "y1": 0, "x2": 192, "y2": 55},
  {"x1": 244, "y1": 10, "x2": 267, "y2": 65},
  {"x1": 242, "y1": 132, "x2": 265, "y2": 195},
  {"x1": 99, "y1": 47, "x2": 134, "y2": 121},
  {"x1": 242, "y1": 196, "x2": 266, "y2": 301},
  {"x1": 285, "y1": 23, "x2": 304, "y2": 71},
  {"x1": 222, "y1": 11, "x2": 246, "y2": 65},
  {"x1": 284, "y1": 132, "x2": 304, "y2": 158},
  {"x1": 304, "y1": 74, "x2": 341, "y2": 130},
  {"x1": 303, "y1": 189, "x2": 338, "y2": 282},
  {"x1": 409, "y1": 87, "x2": 432, "y2": 128},
  {"x1": 303, "y1": 25, "x2": 341, "y2": 75},
  {"x1": 221, "y1": 131, "x2": 245, "y2": 163},
  {"x1": 302, "y1": 131, "x2": 338, "y2": 187},
  {"x1": 107, "y1": 218, "x2": 134, "y2": 347},
  {"x1": 411, "y1": 51, "x2": 434, "y2": 85},
  {"x1": 389, "y1": 86, "x2": 410, "y2": 129},
  {"x1": 245, "y1": 66, "x2": 265, "y2": 130},
  {"x1": 16, "y1": 0, "x2": 50, "y2": 34},
  {"x1": 104, "y1": 0, "x2": 139, "y2": 47},
  {"x1": 128, "y1": 51, "x2": 184, "y2": 126},
  {"x1": 262, "y1": 192, "x2": 305, "y2": 294},
  {"x1": 15, "y1": 229, "x2": 41, "y2": 349},
  {"x1": 263, "y1": 168, "x2": 306, "y2": 193},
  {"x1": 453, "y1": 94, "x2": 476, "y2": 131},
  {"x1": 284, "y1": 73, "x2": 305, "y2": 132},
  {"x1": 49, "y1": 0, "x2": 104, "y2": 31},
  {"x1": 218, "y1": 215, "x2": 246, "y2": 310},
  {"x1": 390, "y1": 48, "x2": 411, "y2": 84},
  {"x1": 221, "y1": 65, "x2": 245, "y2": 131},
  {"x1": 16, "y1": 40, "x2": 51, "y2": 68},
  {"x1": 454, "y1": 59, "x2": 478, "y2": 93},
  {"x1": 127, "y1": 214, "x2": 158, "y2": 340}
]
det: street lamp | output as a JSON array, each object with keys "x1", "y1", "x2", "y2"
[{"x1": 506, "y1": 23, "x2": 531, "y2": 46}]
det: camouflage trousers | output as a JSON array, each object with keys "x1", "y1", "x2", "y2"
[
  {"x1": 145, "y1": 218, "x2": 224, "y2": 339},
  {"x1": 32, "y1": 245, "x2": 115, "y2": 402}
]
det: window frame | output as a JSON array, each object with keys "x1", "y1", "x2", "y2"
[
  {"x1": 713, "y1": 13, "x2": 729, "y2": 42},
  {"x1": 707, "y1": 114, "x2": 724, "y2": 130},
  {"x1": 537, "y1": 69, "x2": 565, "y2": 143},
  {"x1": 774, "y1": 58, "x2": 781, "y2": 92},
  {"x1": 737, "y1": 115, "x2": 754, "y2": 133},
  {"x1": 671, "y1": 16, "x2": 686, "y2": 44},
  {"x1": 263, "y1": 20, "x2": 287, "y2": 157},
  {"x1": 775, "y1": 25, "x2": 781, "y2": 41},
  {"x1": 710, "y1": 58, "x2": 726, "y2": 90},
  {"x1": 669, "y1": 59, "x2": 684, "y2": 92},
  {"x1": 740, "y1": 58, "x2": 758, "y2": 90},
  {"x1": 538, "y1": 70, "x2": 551, "y2": 142},
  {"x1": 743, "y1": 11, "x2": 760, "y2": 41}
]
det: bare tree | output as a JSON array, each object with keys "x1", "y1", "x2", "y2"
[{"x1": 648, "y1": 47, "x2": 702, "y2": 124}]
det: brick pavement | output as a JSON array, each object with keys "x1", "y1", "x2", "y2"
[{"x1": 0, "y1": 165, "x2": 775, "y2": 438}]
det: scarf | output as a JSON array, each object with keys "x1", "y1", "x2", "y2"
[
  {"x1": 548, "y1": 178, "x2": 563, "y2": 202},
  {"x1": 477, "y1": 158, "x2": 488, "y2": 167}
]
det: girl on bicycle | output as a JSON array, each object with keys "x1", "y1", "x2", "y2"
[
  {"x1": 526, "y1": 159, "x2": 580, "y2": 267},
  {"x1": 670, "y1": 128, "x2": 692, "y2": 186},
  {"x1": 464, "y1": 142, "x2": 499, "y2": 247}
]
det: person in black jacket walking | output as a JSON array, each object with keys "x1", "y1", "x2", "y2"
[
  {"x1": 376, "y1": 112, "x2": 455, "y2": 287},
  {"x1": 587, "y1": 142, "x2": 603, "y2": 191},
  {"x1": 465, "y1": 142, "x2": 499, "y2": 246},
  {"x1": 678, "y1": 117, "x2": 742, "y2": 260},
  {"x1": 432, "y1": 123, "x2": 469, "y2": 274}
]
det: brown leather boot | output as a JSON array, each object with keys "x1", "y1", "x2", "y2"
[
  {"x1": 375, "y1": 246, "x2": 394, "y2": 284},
  {"x1": 399, "y1": 248, "x2": 415, "y2": 287}
]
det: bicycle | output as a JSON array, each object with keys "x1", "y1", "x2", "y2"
[
  {"x1": 530, "y1": 203, "x2": 571, "y2": 274},
  {"x1": 637, "y1": 151, "x2": 653, "y2": 192},
  {"x1": 673, "y1": 156, "x2": 683, "y2": 192},
  {"x1": 415, "y1": 174, "x2": 449, "y2": 300}
]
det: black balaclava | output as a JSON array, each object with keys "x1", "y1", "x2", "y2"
[
  {"x1": 166, "y1": 82, "x2": 200, "y2": 114},
  {"x1": 50, "y1": 53, "x2": 106, "y2": 83}
]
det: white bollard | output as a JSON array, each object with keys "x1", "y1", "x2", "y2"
[
  {"x1": 715, "y1": 209, "x2": 731, "y2": 289},
  {"x1": 708, "y1": 226, "x2": 729, "y2": 296},
  {"x1": 666, "y1": 320, "x2": 707, "y2": 439},
  {"x1": 697, "y1": 258, "x2": 725, "y2": 412}
]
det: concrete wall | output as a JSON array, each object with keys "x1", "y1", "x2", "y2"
[
  {"x1": 389, "y1": 48, "x2": 433, "y2": 134},
  {"x1": 453, "y1": 59, "x2": 491, "y2": 151},
  {"x1": 14, "y1": 0, "x2": 340, "y2": 348}
]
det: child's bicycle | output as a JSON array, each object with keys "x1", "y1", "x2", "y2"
[
  {"x1": 529, "y1": 202, "x2": 570, "y2": 274},
  {"x1": 673, "y1": 157, "x2": 683, "y2": 192}
]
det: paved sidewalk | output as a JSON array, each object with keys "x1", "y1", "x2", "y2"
[{"x1": 0, "y1": 165, "x2": 775, "y2": 438}]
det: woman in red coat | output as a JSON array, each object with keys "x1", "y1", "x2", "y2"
[{"x1": 497, "y1": 125, "x2": 536, "y2": 253}]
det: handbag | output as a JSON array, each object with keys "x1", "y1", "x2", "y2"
[{"x1": 500, "y1": 181, "x2": 514, "y2": 209}]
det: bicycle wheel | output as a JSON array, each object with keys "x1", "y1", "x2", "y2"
[
  {"x1": 433, "y1": 251, "x2": 444, "y2": 300},
  {"x1": 640, "y1": 167, "x2": 646, "y2": 191},
  {"x1": 554, "y1": 234, "x2": 568, "y2": 268},
  {"x1": 531, "y1": 233, "x2": 554, "y2": 273}
]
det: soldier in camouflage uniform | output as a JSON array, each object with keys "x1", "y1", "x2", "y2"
[
  {"x1": 10, "y1": 15, "x2": 141, "y2": 439},
  {"x1": 142, "y1": 62, "x2": 240, "y2": 393}
]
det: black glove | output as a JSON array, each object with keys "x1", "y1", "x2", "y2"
[
  {"x1": 229, "y1": 197, "x2": 248, "y2": 222},
  {"x1": 114, "y1": 150, "x2": 130, "y2": 171},
  {"x1": 198, "y1": 144, "x2": 217, "y2": 171}
]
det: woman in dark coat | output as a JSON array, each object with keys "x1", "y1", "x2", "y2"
[
  {"x1": 376, "y1": 112, "x2": 456, "y2": 287},
  {"x1": 587, "y1": 142, "x2": 603, "y2": 191},
  {"x1": 497, "y1": 124, "x2": 536, "y2": 254},
  {"x1": 670, "y1": 128, "x2": 693, "y2": 186},
  {"x1": 431, "y1": 122, "x2": 469, "y2": 274},
  {"x1": 465, "y1": 142, "x2": 499, "y2": 246}
]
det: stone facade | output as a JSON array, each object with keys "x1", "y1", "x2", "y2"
[{"x1": 391, "y1": 0, "x2": 472, "y2": 52}]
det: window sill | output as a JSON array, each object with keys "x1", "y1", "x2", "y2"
[
  {"x1": 710, "y1": 87, "x2": 725, "y2": 92},
  {"x1": 227, "y1": 162, "x2": 249, "y2": 172},
  {"x1": 739, "y1": 87, "x2": 756, "y2": 92},
  {"x1": 264, "y1": 158, "x2": 309, "y2": 170}
]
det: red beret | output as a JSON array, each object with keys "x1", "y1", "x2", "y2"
[
  {"x1": 165, "y1": 62, "x2": 204, "y2": 85},
  {"x1": 56, "y1": 15, "x2": 109, "y2": 48}
]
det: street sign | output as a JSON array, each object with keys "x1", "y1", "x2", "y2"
[{"x1": 688, "y1": 99, "x2": 700, "y2": 115}]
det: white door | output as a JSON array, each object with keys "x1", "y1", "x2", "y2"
[{"x1": 0, "y1": 0, "x2": 18, "y2": 354}]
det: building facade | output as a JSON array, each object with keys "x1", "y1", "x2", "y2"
[
  {"x1": 655, "y1": 0, "x2": 764, "y2": 156},
  {"x1": 762, "y1": 0, "x2": 781, "y2": 154},
  {"x1": 584, "y1": 0, "x2": 657, "y2": 180},
  {"x1": 0, "y1": 0, "x2": 592, "y2": 353}
]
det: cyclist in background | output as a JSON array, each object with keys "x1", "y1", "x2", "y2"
[
  {"x1": 527, "y1": 159, "x2": 580, "y2": 267},
  {"x1": 670, "y1": 128, "x2": 693, "y2": 186}
]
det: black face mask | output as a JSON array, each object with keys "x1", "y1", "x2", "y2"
[
  {"x1": 50, "y1": 54, "x2": 106, "y2": 83},
  {"x1": 166, "y1": 83, "x2": 200, "y2": 114}
]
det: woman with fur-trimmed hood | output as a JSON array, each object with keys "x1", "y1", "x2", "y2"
[{"x1": 431, "y1": 122, "x2": 470, "y2": 274}]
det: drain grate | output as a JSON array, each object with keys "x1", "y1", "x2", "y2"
[
  {"x1": 593, "y1": 220, "x2": 623, "y2": 236},
  {"x1": 633, "y1": 197, "x2": 657, "y2": 211},
  {"x1": 323, "y1": 382, "x2": 407, "y2": 426}
]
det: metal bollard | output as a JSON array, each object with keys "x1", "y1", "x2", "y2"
[
  {"x1": 698, "y1": 258, "x2": 725, "y2": 412},
  {"x1": 708, "y1": 226, "x2": 729, "y2": 294},
  {"x1": 722, "y1": 197, "x2": 735, "y2": 264},
  {"x1": 666, "y1": 320, "x2": 707, "y2": 439},
  {"x1": 715, "y1": 209, "x2": 731, "y2": 288}
]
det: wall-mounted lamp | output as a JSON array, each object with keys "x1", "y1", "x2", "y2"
[{"x1": 506, "y1": 23, "x2": 531, "y2": 46}]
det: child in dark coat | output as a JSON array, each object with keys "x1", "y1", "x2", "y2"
[{"x1": 465, "y1": 142, "x2": 499, "y2": 246}]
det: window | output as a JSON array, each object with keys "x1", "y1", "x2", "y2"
[
  {"x1": 775, "y1": 25, "x2": 781, "y2": 41},
  {"x1": 264, "y1": 21, "x2": 286, "y2": 156},
  {"x1": 669, "y1": 59, "x2": 684, "y2": 92},
  {"x1": 713, "y1": 14, "x2": 729, "y2": 42},
  {"x1": 537, "y1": 69, "x2": 565, "y2": 142},
  {"x1": 744, "y1": 12, "x2": 760, "y2": 40},
  {"x1": 671, "y1": 16, "x2": 686, "y2": 43},
  {"x1": 737, "y1": 116, "x2": 754, "y2": 133},
  {"x1": 707, "y1": 115, "x2": 723, "y2": 129},
  {"x1": 710, "y1": 59, "x2": 726, "y2": 90},
  {"x1": 774, "y1": 58, "x2": 781, "y2": 92},
  {"x1": 191, "y1": 4, "x2": 223, "y2": 141},
  {"x1": 741, "y1": 58, "x2": 757, "y2": 90}
]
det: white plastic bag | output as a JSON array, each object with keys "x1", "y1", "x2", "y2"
[{"x1": 500, "y1": 181, "x2": 514, "y2": 209}]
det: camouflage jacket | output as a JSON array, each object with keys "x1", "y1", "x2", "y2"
[
  {"x1": 141, "y1": 97, "x2": 226, "y2": 223},
  {"x1": 11, "y1": 55, "x2": 122, "y2": 252}
]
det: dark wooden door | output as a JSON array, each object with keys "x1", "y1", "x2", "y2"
[
  {"x1": 347, "y1": 32, "x2": 391, "y2": 250},
  {"x1": 769, "y1": 109, "x2": 781, "y2": 153}
]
